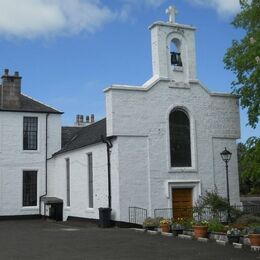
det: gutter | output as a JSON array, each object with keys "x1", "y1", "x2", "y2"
[{"x1": 39, "y1": 113, "x2": 49, "y2": 216}]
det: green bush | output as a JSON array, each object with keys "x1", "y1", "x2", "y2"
[
  {"x1": 234, "y1": 214, "x2": 260, "y2": 226},
  {"x1": 208, "y1": 219, "x2": 225, "y2": 232}
]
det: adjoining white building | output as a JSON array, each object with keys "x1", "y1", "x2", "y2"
[
  {"x1": 0, "y1": 7, "x2": 241, "y2": 224},
  {"x1": 0, "y1": 69, "x2": 62, "y2": 218}
]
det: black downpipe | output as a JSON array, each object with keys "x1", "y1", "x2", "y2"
[
  {"x1": 101, "y1": 136, "x2": 113, "y2": 208},
  {"x1": 39, "y1": 113, "x2": 49, "y2": 216}
]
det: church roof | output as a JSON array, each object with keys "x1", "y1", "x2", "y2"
[
  {"x1": 54, "y1": 118, "x2": 106, "y2": 156},
  {"x1": 0, "y1": 91, "x2": 62, "y2": 114}
]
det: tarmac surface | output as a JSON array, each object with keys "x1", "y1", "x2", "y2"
[{"x1": 0, "y1": 219, "x2": 259, "y2": 260}]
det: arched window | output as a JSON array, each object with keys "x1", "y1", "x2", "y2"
[
  {"x1": 169, "y1": 109, "x2": 191, "y2": 167},
  {"x1": 170, "y1": 39, "x2": 182, "y2": 67}
]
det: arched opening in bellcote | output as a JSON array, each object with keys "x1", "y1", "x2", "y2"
[{"x1": 170, "y1": 39, "x2": 183, "y2": 67}]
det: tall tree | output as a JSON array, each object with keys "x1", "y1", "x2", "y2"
[
  {"x1": 224, "y1": 0, "x2": 260, "y2": 128},
  {"x1": 239, "y1": 136, "x2": 260, "y2": 194}
]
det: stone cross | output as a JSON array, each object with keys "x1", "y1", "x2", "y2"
[{"x1": 166, "y1": 6, "x2": 178, "y2": 23}]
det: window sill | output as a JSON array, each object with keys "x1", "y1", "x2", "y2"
[
  {"x1": 86, "y1": 208, "x2": 95, "y2": 213},
  {"x1": 64, "y1": 207, "x2": 70, "y2": 211},
  {"x1": 21, "y1": 206, "x2": 39, "y2": 211},
  {"x1": 168, "y1": 167, "x2": 197, "y2": 173},
  {"x1": 22, "y1": 150, "x2": 40, "y2": 154},
  {"x1": 172, "y1": 66, "x2": 183, "y2": 72}
]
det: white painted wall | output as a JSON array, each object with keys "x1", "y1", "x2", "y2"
[
  {"x1": 47, "y1": 141, "x2": 121, "y2": 221},
  {"x1": 105, "y1": 79, "x2": 241, "y2": 221},
  {"x1": 0, "y1": 111, "x2": 61, "y2": 216}
]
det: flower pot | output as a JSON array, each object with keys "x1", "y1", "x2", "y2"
[
  {"x1": 172, "y1": 229, "x2": 183, "y2": 236},
  {"x1": 227, "y1": 235, "x2": 240, "y2": 244},
  {"x1": 193, "y1": 225, "x2": 208, "y2": 238},
  {"x1": 249, "y1": 234, "x2": 260, "y2": 246},
  {"x1": 161, "y1": 224, "x2": 170, "y2": 233}
]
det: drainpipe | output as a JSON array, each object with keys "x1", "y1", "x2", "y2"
[
  {"x1": 101, "y1": 136, "x2": 113, "y2": 209},
  {"x1": 39, "y1": 113, "x2": 49, "y2": 216}
]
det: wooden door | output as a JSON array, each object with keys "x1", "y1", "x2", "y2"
[{"x1": 172, "y1": 188, "x2": 193, "y2": 220}]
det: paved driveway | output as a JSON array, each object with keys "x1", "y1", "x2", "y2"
[{"x1": 0, "y1": 219, "x2": 259, "y2": 260}]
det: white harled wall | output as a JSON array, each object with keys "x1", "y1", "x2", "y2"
[
  {"x1": 105, "y1": 80, "x2": 241, "y2": 222},
  {"x1": 47, "y1": 141, "x2": 121, "y2": 221},
  {"x1": 0, "y1": 112, "x2": 61, "y2": 216}
]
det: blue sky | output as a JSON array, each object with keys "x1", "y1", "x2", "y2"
[{"x1": 0, "y1": 0, "x2": 258, "y2": 142}]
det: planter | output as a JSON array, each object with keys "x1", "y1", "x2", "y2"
[
  {"x1": 227, "y1": 235, "x2": 240, "y2": 244},
  {"x1": 249, "y1": 234, "x2": 260, "y2": 246},
  {"x1": 193, "y1": 225, "x2": 208, "y2": 238},
  {"x1": 172, "y1": 229, "x2": 183, "y2": 236},
  {"x1": 160, "y1": 224, "x2": 170, "y2": 233}
]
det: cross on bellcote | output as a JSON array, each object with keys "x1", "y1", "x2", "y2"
[{"x1": 166, "y1": 6, "x2": 178, "y2": 23}]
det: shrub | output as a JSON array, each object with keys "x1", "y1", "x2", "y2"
[
  {"x1": 208, "y1": 219, "x2": 225, "y2": 232},
  {"x1": 234, "y1": 214, "x2": 260, "y2": 226},
  {"x1": 143, "y1": 217, "x2": 158, "y2": 228}
]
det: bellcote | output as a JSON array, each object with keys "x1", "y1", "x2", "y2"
[{"x1": 149, "y1": 6, "x2": 197, "y2": 83}]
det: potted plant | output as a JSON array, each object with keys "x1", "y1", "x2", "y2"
[
  {"x1": 160, "y1": 219, "x2": 172, "y2": 233},
  {"x1": 143, "y1": 217, "x2": 158, "y2": 231},
  {"x1": 249, "y1": 226, "x2": 260, "y2": 246},
  {"x1": 192, "y1": 220, "x2": 209, "y2": 238},
  {"x1": 171, "y1": 218, "x2": 184, "y2": 236},
  {"x1": 226, "y1": 228, "x2": 241, "y2": 244}
]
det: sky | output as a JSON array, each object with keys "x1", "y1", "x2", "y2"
[{"x1": 0, "y1": 0, "x2": 258, "y2": 142}]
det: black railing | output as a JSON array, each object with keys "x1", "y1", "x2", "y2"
[
  {"x1": 129, "y1": 207, "x2": 148, "y2": 225},
  {"x1": 154, "y1": 205, "x2": 260, "y2": 222}
]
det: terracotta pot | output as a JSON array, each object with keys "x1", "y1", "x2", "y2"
[
  {"x1": 161, "y1": 224, "x2": 170, "y2": 233},
  {"x1": 193, "y1": 225, "x2": 208, "y2": 238},
  {"x1": 249, "y1": 234, "x2": 260, "y2": 246}
]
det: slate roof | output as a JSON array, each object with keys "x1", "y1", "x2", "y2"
[
  {"x1": 62, "y1": 126, "x2": 82, "y2": 147},
  {"x1": 0, "y1": 91, "x2": 62, "y2": 114},
  {"x1": 55, "y1": 118, "x2": 107, "y2": 156}
]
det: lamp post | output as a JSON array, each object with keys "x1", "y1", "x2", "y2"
[{"x1": 220, "y1": 147, "x2": 232, "y2": 222}]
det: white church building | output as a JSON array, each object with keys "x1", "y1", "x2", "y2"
[{"x1": 0, "y1": 7, "x2": 241, "y2": 224}]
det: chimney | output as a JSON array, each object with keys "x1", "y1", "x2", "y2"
[
  {"x1": 91, "y1": 114, "x2": 95, "y2": 123},
  {"x1": 1, "y1": 69, "x2": 22, "y2": 109},
  {"x1": 86, "y1": 115, "x2": 90, "y2": 123}
]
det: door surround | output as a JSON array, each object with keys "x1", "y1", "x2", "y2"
[{"x1": 165, "y1": 180, "x2": 201, "y2": 208}]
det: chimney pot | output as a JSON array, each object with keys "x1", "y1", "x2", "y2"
[
  {"x1": 79, "y1": 115, "x2": 84, "y2": 123},
  {"x1": 14, "y1": 71, "x2": 19, "y2": 77},
  {"x1": 91, "y1": 114, "x2": 95, "y2": 123},
  {"x1": 4, "y1": 69, "x2": 9, "y2": 76}
]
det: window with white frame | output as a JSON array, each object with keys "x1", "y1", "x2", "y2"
[
  {"x1": 23, "y1": 171, "x2": 37, "y2": 206},
  {"x1": 23, "y1": 117, "x2": 38, "y2": 150},
  {"x1": 169, "y1": 109, "x2": 191, "y2": 167}
]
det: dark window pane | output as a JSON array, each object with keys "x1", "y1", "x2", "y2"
[
  {"x1": 88, "y1": 153, "x2": 94, "y2": 208},
  {"x1": 169, "y1": 110, "x2": 191, "y2": 167},
  {"x1": 66, "y1": 158, "x2": 70, "y2": 207},
  {"x1": 23, "y1": 171, "x2": 37, "y2": 206},
  {"x1": 23, "y1": 117, "x2": 38, "y2": 150}
]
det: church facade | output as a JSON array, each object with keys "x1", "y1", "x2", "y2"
[{"x1": 0, "y1": 7, "x2": 241, "y2": 223}]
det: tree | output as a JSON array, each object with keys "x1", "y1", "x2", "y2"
[
  {"x1": 239, "y1": 136, "x2": 260, "y2": 194},
  {"x1": 224, "y1": 0, "x2": 260, "y2": 128}
]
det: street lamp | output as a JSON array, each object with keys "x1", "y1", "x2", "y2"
[
  {"x1": 220, "y1": 147, "x2": 232, "y2": 205},
  {"x1": 220, "y1": 147, "x2": 232, "y2": 223}
]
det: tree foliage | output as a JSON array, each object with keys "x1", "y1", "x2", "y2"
[
  {"x1": 224, "y1": 0, "x2": 260, "y2": 128},
  {"x1": 239, "y1": 136, "x2": 260, "y2": 194}
]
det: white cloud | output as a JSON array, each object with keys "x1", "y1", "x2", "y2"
[
  {"x1": 188, "y1": 0, "x2": 241, "y2": 16},
  {"x1": 120, "y1": 0, "x2": 165, "y2": 8},
  {"x1": 0, "y1": 0, "x2": 115, "y2": 39}
]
